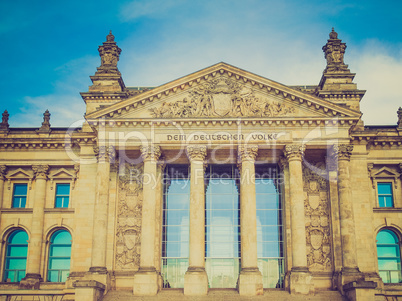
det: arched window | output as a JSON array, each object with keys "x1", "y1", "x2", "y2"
[
  {"x1": 3, "y1": 230, "x2": 28, "y2": 282},
  {"x1": 376, "y1": 229, "x2": 402, "y2": 283},
  {"x1": 47, "y1": 230, "x2": 72, "y2": 282}
]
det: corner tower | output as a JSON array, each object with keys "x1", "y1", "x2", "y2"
[
  {"x1": 316, "y1": 28, "x2": 365, "y2": 113},
  {"x1": 81, "y1": 31, "x2": 129, "y2": 115}
]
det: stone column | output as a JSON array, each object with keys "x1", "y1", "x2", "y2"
[
  {"x1": 0, "y1": 165, "x2": 6, "y2": 207},
  {"x1": 326, "y1": 157, "x2": 343, "y2": 288},
  {"x1": 184, "y1": 145, "x2": 208, "y2": 295},
  {"x1": 331, "y1": 145, "x2": 361, "y2": 284},
  {"x1": 237, "y1": 145, "x2": 263, "y2": 296},
  {"x1": 20, "y1": 165, "x2": 49, "y2": 289},
  {"x1": 133, "y1": 145, "x2": 161, "y2": 296},
  {"x1": 90, "y1": 146, "x2": 114, "y2": 275},
  {"x1": 284, "y1": 145, "x2": 313, "y2": 294}
]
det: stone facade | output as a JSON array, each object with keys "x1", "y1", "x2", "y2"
[{"x1": 0, "y1": 30, "x2": 401, "y2": 301}]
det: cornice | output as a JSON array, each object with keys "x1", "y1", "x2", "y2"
[
  {"x1": 87, "y1": 117, "x2": 357, "y2": 129},
  {"x1": 86, "y1": 62, "x2": 361, "y2": 121}
]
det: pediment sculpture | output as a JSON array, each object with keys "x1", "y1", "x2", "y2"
[{"x1": 149, "y1": 77, "x2": 295, "y2": 118}]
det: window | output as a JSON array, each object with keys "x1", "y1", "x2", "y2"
[
  {"x1": 55, "y1": 183, "x2": 70, "y2": 208},
  {"x1": 378, "y1": 182, "x2": 394, "y2": 208},
  {"x1": 376, "y1": 229, "x2": 401, "y2": 283},
  {"x1": 47, "y1": 230, "x2": 72, "y2": 282},
  {"x1": 205, "y1": 165, "x2": 240, "y2": 288},
  {"x1": 255, "y1": 165, "x2": 284, "y2": 288},
  {"x1": 162, "y1": 165, "x2": 190, "y2": 288},
  {"x1": 12, "y1": 183, "x2": 27, "y2": 208},
  {"x1": 3, "y1": 230, "x2": 28, "y2": 282}
]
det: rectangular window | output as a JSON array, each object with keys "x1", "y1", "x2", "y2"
[
  {"x1": 12, "y1": 184, "x2": 27, "y2": 208},
  {"x1": 55, "y1": 184, "x2": 70, "y2": 208},
  {"x1": 378, "y1": 182, "x2": 394, "y2": 207}
]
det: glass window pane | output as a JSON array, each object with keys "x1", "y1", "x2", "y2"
[
  {"x1": 4, "y1": 230, "x2": 28, "y2": 282},
  {"x1": 48, "y1": 230, "x2": 71, "y2": 282},
  {"x1": 13, "y1": 184, "x2": 27, "y2": 195},
  {"x1": 48, "y1": 270, "x2": 59, "y2": 282},
  {"x1": 376, "y1": 230, "x2": 402, "y2": 284},
  {"x1": 56, "y1": 184, "x2": 70, "y2": 195},
  {"x1": 377, "y1": 230, "x2": 398, "y2": 244},
  {"x1": 378, "y1": 183, "x2": 392, "y2": 195}
]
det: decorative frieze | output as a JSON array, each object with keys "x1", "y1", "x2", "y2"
[
  {"x1": 115, "y1": 163, "x2": 144, "y2": 270},
  {"x1": 140, "y1": 145, "x2": 161, "y2": 161},
  {"x1": 303, "y1": 162, "x2": 332, "y2": 271},
  {"x1": 149, "y1": 77, "x2": 296, "y2": 118}
]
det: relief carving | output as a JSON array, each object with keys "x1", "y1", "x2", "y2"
[
  {"x1": 150, "y1": 77, "x2": 296, "y2": 118},
  {"x1": 115, "y1": 163, "x2": 144, "y2": 270},
  {"x1": 303, "y1": 162, "x2": 332, "y2": 271}
]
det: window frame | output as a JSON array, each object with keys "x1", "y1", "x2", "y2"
[
  {"x1": 11, "y1": 183, "x2": 28, "y2": 208},
  {"x1": 54, "y1": 183, "x2": 71, "y2": 208},
  {"x1": 46, "y1": 229, "x2": 72, "y2": 283},
  {"x1": 376, "y1": 181, "x2": 395, "y2": 208},
  {"x1": 2, "y1": 229, "x2": 29, "y2": 283},
  {"x1": 376, "y1": 228, "x2": 402, "y2": 284}
]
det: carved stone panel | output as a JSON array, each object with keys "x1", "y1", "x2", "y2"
[
  {"x1": 115, "y1": 163, "x2": 144, "y2": 270},
  {"x1": 149, "y1": 77, "x2": 296, "y2": 118},
  {"x1": 303, "y1": 163, "x2": 332, "y2": 271}
]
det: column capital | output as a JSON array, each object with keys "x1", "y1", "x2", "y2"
[
  {"x1": 94, "y1": 145, "x2": 116, "y2": 162},
  {"x1": 32, "y1": 165, "x2": 49, "y2": 179},
  {"x1": 284, "y1": 144, "x2": 305, "y2": 161},
  {"x1": 186, "y1": 145, "x2": 207, "y2": 162},
  {"x1": 238, "y1": 145, "x2": 258, "y2": 163},
  {"x1": 140, "y1": 145, "x2": 161, "y2": 161},
  {"x1": 331, "y1": 144, "x2": 353, "y2": 161},
  {"x1": 0, "y1": 165, "x2": 7, "y2": 180}
]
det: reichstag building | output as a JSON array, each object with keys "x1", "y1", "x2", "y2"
[{"x1": 0, "y1": 29, "x2": 401, "y2": 301}]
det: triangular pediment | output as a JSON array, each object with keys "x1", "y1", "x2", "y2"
[
  {"x1": 49, "y1": 168, "x2": 75, "y2": 179},
  {"x1": 86, "y1": 63, "x2": 361, "y2": 122},
  {"x1": 7, "y1": 168, "x2": 33, "y2": 179},
  {"x1": 372, "y1": 167, "x2": 400, "y2": 179}
]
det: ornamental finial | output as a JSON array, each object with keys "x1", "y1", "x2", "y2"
[
  {"x1": 0, "y1": 110, "x2": 9, "y2": 130},
  {"x1": 38, "y1": 109, "x2": 51, "y2": 133},
  {"x1": 106, "y1": 30, "x2": 115, "y2": 42}
]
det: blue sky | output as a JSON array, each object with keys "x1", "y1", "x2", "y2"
[{"x1": 0, "y1": 0, "x2": 401, "y2": 127}]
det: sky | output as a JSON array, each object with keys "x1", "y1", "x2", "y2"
[{"x1": 0, "y1": 0, "x2": 401, "y2": 127}]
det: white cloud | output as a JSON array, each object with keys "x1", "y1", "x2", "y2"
[
  {"x1": 351, "y1": 40, "x2": 402, "y2": 125},
  {"x1": 10, "y1": 55, "x2": 97, "y2": 127}
]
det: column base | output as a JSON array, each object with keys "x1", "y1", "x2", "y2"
[
  {"x1": 343, "y1": 280, "x2": 377, "y2": 301},
  {"x1": 19, "y1": 273, "x2": 42, "y2": 289},
  {"x1": 237, "y1": 268, "x2": 263, "y2": 296},
  {"x1": 337, "y1": 267, "x2": 363, "y2": 293},
  {"x1": 289, "y1": 267, "x2": 314, "y2": 295},
  {"x1": 184, "y1": 267, "x2": 208, "y2": 296},
  {"x1": 73, "y1": 280, "x2": 106, "y2": 301},
  {"x1": 86, "y1": 266, "x2": 110, "y2": 291},
  {"x1": 133, "y1": 267, "x2": 159, "y2": 296}
]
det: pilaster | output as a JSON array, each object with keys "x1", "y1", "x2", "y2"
[
  {"x1": 330, "y1": 145, "x2": 363, "y2": 291},
  {"x1": 20, "y1": 165, "x2": 49, "y2": 289},
  {"x1": 184, "y1": 145, "x2": 208, "y2": 296},
  {"x1": 0, "y1": 165, "x2": 6, "y2": 207},
  {"x1": 133, "y1": 145, "x2": 161, "y2": 296},
  {"x1": 284, "y1": 145, "x2": 313, "y2": 295},
  {"x1": 89, "y1": 146, "x2": 115, "y2": 274}
]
